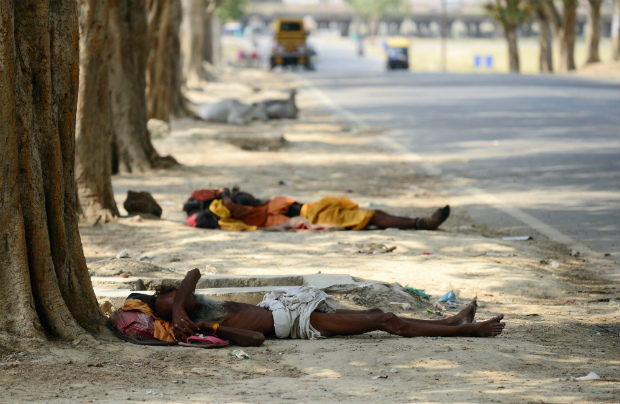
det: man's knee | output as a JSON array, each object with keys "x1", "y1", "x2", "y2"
[{"x1": 378, "y1": 311, "x2": 398, "y2": 323}]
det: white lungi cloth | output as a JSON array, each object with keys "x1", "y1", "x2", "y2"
[{"x1": 258, "y1": 286, "x2": 337, "y2": 339}]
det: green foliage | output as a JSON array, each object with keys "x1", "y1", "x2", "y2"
[
  {"x1": 484, "y1": 0, "x2": 532, "y2": 29},
  {"x1": 215, "y1": 0, "x2": 248, "y2": 22},
  {"x1": 345, "y1": 0, "x2": 408, "y2": 22}
]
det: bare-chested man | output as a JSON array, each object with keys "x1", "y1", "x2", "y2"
[{"x1": 150, "y1": 269, "x2": 506, "y2": 347}]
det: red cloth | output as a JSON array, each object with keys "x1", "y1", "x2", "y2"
[
  {"x1": 110, "y1": 310, "x2": 156, "y2": 341},
  {"x1": 186, "y1": 213, "x2": 197, "y2": 227},
  {"x1": 190, "y1": 189, "x2": 220, "y2": 201}
]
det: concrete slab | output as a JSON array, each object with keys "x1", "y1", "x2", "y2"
[{"x1": 94, "y1": 273, "x2": 356, "y2": 307}]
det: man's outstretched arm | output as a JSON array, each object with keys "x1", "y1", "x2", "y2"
[
  {"x1": 171, "y1": 268, "x2": 201, "y2": 340},
  {"x1": 196, "y1": 322, "x2": 266, "y2": 347}
]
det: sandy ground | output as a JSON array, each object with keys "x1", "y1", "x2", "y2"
[{"x1": 1, "y1": 68, "x2": 619, "y2": 404}]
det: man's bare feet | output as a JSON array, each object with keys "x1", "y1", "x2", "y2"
[
  {"x1": 416, "y1": 205, "x2": 450, "y2": 230},
  {"x1": 445, "y1": 299, "x2": 477, "y2": 326},
  {"x1": 470, "y1": 314, "x2": 505, "y2": 337}
]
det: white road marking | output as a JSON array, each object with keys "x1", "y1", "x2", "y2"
[{"x1": 293, "y1": 73, "x2": 600, "y2": 257}]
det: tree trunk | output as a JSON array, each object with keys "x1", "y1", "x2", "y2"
[
  {"x1": 146, "y1": 0, "x2": 194, "y2": 122},
  {"x1": 560, "y1": 0, "x2": 577, "y2": 71},
  {"x1": 181, "y1": 0, "x2": 207, "y2": 87},
  {"x1": 0, "y1": 0, "x2": 102, "y2": 340},
  {"x1": 537, "y1": 7, "x2": 554, "y2": 73},
  {"x1": 76, "y1": 0, "x2": 119, "y2": 225},
  {"x1": 168, "y1": 0, "x2": 196, "y2": 118},
  {"x1": 505, "y1": 26, "x2": 520, "y2": 73},
  {"x1": 613, "y1": 0, "x2": 620, "y2": 61},
  {"x1": 108, "y1": 0, "x2": 161, "y2": 174},
  {"x1": 584, "y1": 0, "x2": 602, "y2": 64}
]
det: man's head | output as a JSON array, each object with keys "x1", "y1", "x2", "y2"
[
  {"x1": 232, "y1": 192, "x2": 261, "y2": 206},
  {"x1": 152, "y1": 286, "x2": 198, "y2": 321}
]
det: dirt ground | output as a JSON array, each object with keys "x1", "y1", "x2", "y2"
[{"x1": 1, "y1": 68, "x2": 619, "y2": 404}]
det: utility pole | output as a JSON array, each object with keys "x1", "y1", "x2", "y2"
[{"x1": 441, "y1": 0, "x2": 447, "y2": 72}]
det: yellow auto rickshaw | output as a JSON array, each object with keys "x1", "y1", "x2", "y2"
[{"x1": 385, "y1": 37, "x2": 410, "y2": 70}]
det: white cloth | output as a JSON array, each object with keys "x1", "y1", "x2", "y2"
[{"x1": 258, "y1": 286, "x2": 337, "y2": 339}]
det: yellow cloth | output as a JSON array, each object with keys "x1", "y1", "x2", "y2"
[
  {"x1": 209, "y1": 199, "x2": 257, "y2": 231},
  {"x1": 119, "y1": 299, "x2": 177, "y2": 342},
  {"x1": 300, "y1": 197, "x2": 374, "y2": 230}
]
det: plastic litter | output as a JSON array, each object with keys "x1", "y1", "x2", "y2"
[
  {"x1": 116, "y1": 249, "x2": 132, "y2": 259},
  {"x1": 437, "y1": 290, "x2": 457, "y2": 304},
  {"x1": 502, "y1": 236, "x2": 532, "y2": 241},
  {"x1": 145, "y1": 390, "x2": 163, "y2": 397},
  {"x1": 571, "y1": 372, "x2": 600, "y2": 381},
  {"x1": 316, "y1": 388, "x2": 330, "y2": 392},
  {"x1": 371, "y1": 375, "x2": 388, "y2": 380},
  {"x1": 390, "y1": 302, "x2": 411, "y2": 310},
  {"x1": 403, "y1": 285, "x2": 431, "y2": 300},
  {"x1": 550, "y1": 261, "x2": 560, "y2": 268},
  {"x1": 232, "y1": 349, "x2": 251, "y2": 359},
  {"x1": 368, "y1": 202, "x2": 387, "y2": 207}
]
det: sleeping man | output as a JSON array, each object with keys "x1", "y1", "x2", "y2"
[{"x1": 119, "y1": 268, "x2": 506, "y2": 347}]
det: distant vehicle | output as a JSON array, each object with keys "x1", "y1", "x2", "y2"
[
  {"x1": 270, "y1": 18, "x2": 311, "y2": 70},
  {"x1": 386, "y1": 37, "x2": 410, "y2": 70}
]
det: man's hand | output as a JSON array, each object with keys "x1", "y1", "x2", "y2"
[{"x1": 172, "y1": 306, "x2": 198, "y2": 341}]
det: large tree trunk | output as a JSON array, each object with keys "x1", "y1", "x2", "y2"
[
  {"x1": 76, "y1": 0, "x2": 119, "y2": 225},
  {"x1": 584, "y1": 0, "x2": 602, "y2": 64},
  {"x1": 505, "y1": 26, "x2": 520, "y2": 73},
  {"x1": 535, "y1": 4, "x2": 553, "y2": 73},
  {"x1": 168, "y1": 0, "x2": 195, "y2": 118},
  {"x1": 108, "y1": 0, "x2": 161, "y2": 174},
  {"x1": 544, "y1": 0, "x2": 576, "y2": 72},
  {"x1": 181, "y1": 0, "x2": 207, "y2": 87},
  {"x1": 0, "y1": 0, "x2": 102, "y2": 340},
  {"x1": 613, "y1": 0, "x2": 620, "y2": 60},
  {"x1": 560, "y1": 0, "x2": 577, "y2": 71},
  {"x1": 146, "y1": 0, "x2": 194, "y2": 122},
  {"x1": 536, "y1": 7, "x2": 554, "y2": 73}
]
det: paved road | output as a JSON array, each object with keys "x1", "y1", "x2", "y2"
[{"x1": 296, "y1": 37, "x2": 620, "y2": 258}]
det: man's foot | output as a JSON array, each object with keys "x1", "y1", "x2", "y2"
[
  {"x1": 445, "y1": 299, "x2": 477, "y2": 326},
  {"x1": 470, "y1": 314, "x2": 505, "y2": 337},
  {"x1": 415, "y1": 205, "x2": 450, "y2": 230}
]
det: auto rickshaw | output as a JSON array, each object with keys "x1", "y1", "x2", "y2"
[{"x1": 385, "y1": 37, "x2": 410, "y2": 70}]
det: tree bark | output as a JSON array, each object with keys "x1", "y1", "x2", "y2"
[
  {"x1": 505, "y1": 26, "x2": 520, "y2": 73},
  {"x1": 181, "y1": 0, "x2": 207, "y2": 87},
  {"x1": 560, "y1": 0, "x2": 577, "y2": 71},
  {"x1": 76, "y1": 0, "x2": 119, "y2": 225},
  {"x1": 584, "y1": 0, "x2": 602, "y2": 64},
  {"x1": 146, "y1": 0, "x2": 194, "y2": 122},
  {"x1": 545, "y1": 0, "x2": 577, "y2": 72},
  {"x1": 168, "y1": 0, "x2": 195, "y2": 118},
  {"x1": 613, "y1": 0, "x2": 620, "y2": 61},
  {"x1": 108, "y1": 0, "x2": 161, "y2": 174},
  {"x1": 536, "y1": 6, "x2": 554, "y2": 72},
  {"x1": 0, "y1": 0, "x2": 102, "y2": 340}
]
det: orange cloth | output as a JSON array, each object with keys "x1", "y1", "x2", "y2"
[
  {"x1": 226, "y1": 196, "x2": 296, "y2": 228},
  {"x1": 300, "y1": 197, "x2": 374, "y2": 230},
  {"x1": 209, "y1": 199, "x2": 258, "y2": 231},
  {"x1": 119, "y1": 299, "x2": 177, "y2": 342}
]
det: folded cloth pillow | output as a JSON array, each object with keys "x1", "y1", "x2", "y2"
[{"x1": 110, "y1": 310, "x2": 156, "y2": 341}]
